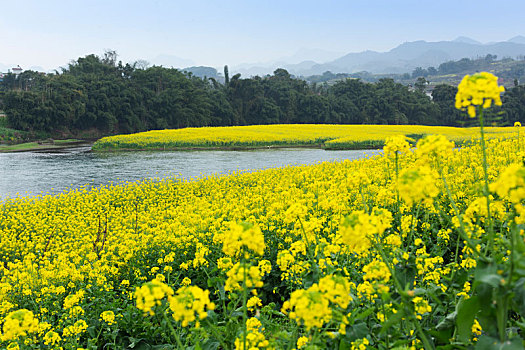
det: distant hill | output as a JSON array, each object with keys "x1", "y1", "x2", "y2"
[
  {"x1": 232, "y1": 37, "x2": 525, "y2": 77},
  {"x1": 304, "y1": 38, "x2": 525, "y2": 75},
  {"x1": 509, "y1": 35, "x2": 525, "y2": 45},
  {"x1": 304, "y1": 56, "x2": 525, "y2": 89},
  {"x1": 182, "y1": 66, "x2": 218, "y2": 78}
]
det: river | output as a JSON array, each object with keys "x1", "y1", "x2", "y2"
[{"x1": 0, "y1": 145, "x2": 379, "y2": 199}]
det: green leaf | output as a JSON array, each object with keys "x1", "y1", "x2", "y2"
[
  {"x1": 133, "y1": 341, "x2": 153, "y2": 350},
  {"x1": 350, "y1": 307, "x2": 375, "y2": 323},
  {"x1": 344, "y1": 322, "x2": 369, "y2": 341},
  {"x1": 475, "y1": 336, "x2": 525, "y2": 350},
  {"x1": 338, "y1": 338, "x2": 350, "y2": 350},
  {"x1": 513, "y1": 278, "x2": 525, "y2": 318},
  {"x1": 379, "y1": 308, "x2": 405, "y2": 335},
  {"x1": 456, "y1": 296, "x2": 479, "y2": 343},
  {"x1": 200, "y1": 339, "x2": 220, "y2": 350},
  {"x1": 436, "y1": 311, "x2": 456, "y2": 331},
  {"x1": 127, "y1": 337, "x2": 146, "y2": 349},
  {"x1": 476, "y1": 273, "x2": 503, "y2": 288},
  {"x1": 429, "y1": 328, "x2": 454, "y2": 344}
]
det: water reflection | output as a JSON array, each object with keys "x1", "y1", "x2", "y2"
[{"x1": 0, "y1": 146, "x2": 379, "y2": 198}]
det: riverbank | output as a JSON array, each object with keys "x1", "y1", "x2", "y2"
[{"x1": 0, "y1": 139, "x2": 89, "y2": 152}]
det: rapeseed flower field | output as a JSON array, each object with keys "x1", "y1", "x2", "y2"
[
  {"x1": 2, "y1": 73, "x2": 525, "y2": 349},
  {"x1": 92, "y1": 124, "x2": 517, "y2": 151}
]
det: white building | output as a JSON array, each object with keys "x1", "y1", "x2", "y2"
[{"x1": 10, "y1": 65, "x2": 23, "y2": 76}]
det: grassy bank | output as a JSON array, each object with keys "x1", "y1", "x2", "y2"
[
  {"x1": 0, "y1": 116, "x2": 33, "y2": 144},
  {"x1": 92, "y1": 124, "x2": 518, "y2": 151},
  {"x1": 0, "y1": 139, "x2": 87, "y2": 152}
]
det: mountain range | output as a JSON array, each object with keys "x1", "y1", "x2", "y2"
[
  {"x1": 2, "y1": 36, "x2": 525, "y2": 78},
  {"x1": 229, "y1": 36, "x2": 525, "y2": 77}
]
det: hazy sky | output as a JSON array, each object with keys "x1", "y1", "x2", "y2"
[{"x1": 1, "y1": 0, "x2": 525, "y2": 70}]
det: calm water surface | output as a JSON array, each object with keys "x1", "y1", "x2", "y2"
[{"x1": 0, "y1": 145, "x2": 379, "y2": 199}]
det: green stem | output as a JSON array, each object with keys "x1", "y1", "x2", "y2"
[
  {"x1": 478, "y1": 108, "x2": 494, "y2": 255},
  {"x1": 381, "y1": 300, "x2": 390, "y2": 349},
  {"x1": 496, "y1": 293, "x2": 508, "y2": 342},
  {"x1": 242, "y1": 257, "x2": 248, "y2": 350},
  {"x1": 448, "y1": 227, "x2": 462, "y2": 285},
  {"x1": 205, "y1": 318, "x2": 230, "y2": 350},
  {"x1": 163, "y1": 312, "x2": 184, "y2": 349},
  {"x1": 395, "y1": 152, "x2": 400, "y2": 217}
]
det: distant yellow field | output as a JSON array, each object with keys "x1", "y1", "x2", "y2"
[{"x1": 92, "y1": 124, "x2": 518, "y2": 150}]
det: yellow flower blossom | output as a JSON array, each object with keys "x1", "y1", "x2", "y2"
[
  {"x1": 222, "y1": 221, "x2": 266, "y2": 257},
  {"x1": 100, "y1": 310, "x2": 116, "y2": 325},
  {"x1": 225, "y1": 262, "x2": 264, "y2": 292},
  {"x1": 412, "y1": 297, "x2": 432, "y2": 319},
  {"x1": 135, "y1": 280, "x2": 174, "y2": 316},
  {"x1": 455, "y1": 72, "x2": 504, "y2": 117},
  {"x1": 63, "y1": 320, "x2": 88, "y2": 337},
  {"x1": 234, "y1": 318, "x2": 270, "y2": 349},
  {"x1": 169, "y1": 286, "x2": 215, "y2": 327},
  {"x1": 339, "y1": 208, "x2": 392, "y2": 254},
  {"x1": 1, "y1": 309, "x2": 39, "y2": 341},
  {"x1": 282, "y1": 284, "x2": 332, "y2": 330},
  {"x1": 43, "y1": 330, "x2": 61, "y2": 345},
  {"x1": 247, "y1": 296, "x2": 262, "y2": 312},
  {"x1": 398, "y1": 166, "x2": 439, "y2": 206},
  {"x1": 383, "y1": 135, "x2": 411, "y2": 157},
  {"x1": 297, "y1": 336, "x2": 309, "y2": 348}
]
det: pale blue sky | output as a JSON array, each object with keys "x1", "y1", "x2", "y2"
[{"x1": 1, "y1": 0, "x2": 524, "y2": 70}]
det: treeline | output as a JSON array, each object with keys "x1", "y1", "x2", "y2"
[
  {"x1": 1, "y1": 52, "x2": 525, "y2": 135},
  {"x1": 411, "y1": 54, "x2": 525, "y2": 81}
]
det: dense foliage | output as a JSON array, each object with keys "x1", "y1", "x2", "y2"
[
  {"x1": 3, "y1": 53, "x2": 524, "y2": 136},
  {"x1": 411, "y1": 54, "x2": 525, "y2": 80}
]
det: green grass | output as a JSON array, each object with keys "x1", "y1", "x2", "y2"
[{"x1": 0, "y1": 139, "x2": 85, "y2": 152}]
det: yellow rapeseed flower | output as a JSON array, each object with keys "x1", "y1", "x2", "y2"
[
  {"x1": 318, "y1": 275, "x2": 352, "y2": 309},
  {"x1": 412, "y1": 297, "x2": 432, "y2": 320},
  {"x1": 415, "y1": 134, "x2": 454, "y2": 163},
  {"x1": 297, "y1": 336, "x2": 309, "y2": 348},
  {"x1": 234, "y1": 318, "x2": 270, "y2": 349},
  {"x1": 225, "y1": 262, "x2": 264, "y2": 292},
  {"x1": 43, "y1": 330, "x2": 61, "y2": 345},
  {"x1": 222, "y1": 221, "x2": 266, "y2": 257},
  {"x1": 455, "y1": 72, "x2": 504, "y2": 117},
  {"x1": 489, "y1": 163, "x2": 525, "y2": 204},
  {"x1": 169, "y1": 286, "x2": 215, "y2": 327},
  {"x1": 281, "y1": 284, "x2": 332, "y2": 330},
  {"x1": 383, "y1": 135, "x2": 411, "y2": 157},
  {"x1": 339, "y1": 209, "x2": 392, "y2": 254},
  {"x1": 398, "y1": 166, "x2": 439, "y2": 206},
  {"x1": 100, "y1": 310, "x2": 116, "y2": 325},
  {"x1": 1, "y1": 309, "x2": 39, "y2": 341},
  {"x1": 363, "y1": 260, "x2": 391, "y2": 284},
  {"x1": 63, "y1": 319, "x2": 88, "y2": 337},
  {"x1": 135, "y1": 280, "x2": 174, "y2": 316}
]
